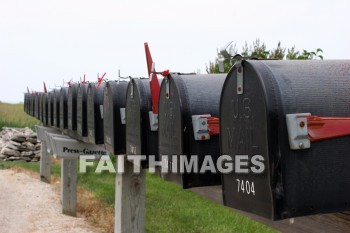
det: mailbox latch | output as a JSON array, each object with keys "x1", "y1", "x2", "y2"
[
  {"x1": 192, "y1": 115, "x2": 211, "y2": 140},
  {"x1": 149, "y1": 111, "x2": 158, "y2": 131},
  {"x1": 120, "y1": 108, "x2": 126, "y2": 124},
  {"x1": 286, "y1": 113, "x2": 311, "y2": 150}
]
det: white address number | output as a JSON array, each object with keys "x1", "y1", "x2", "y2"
[{"x1": 236, "y1": 179, "x2": 255, "y2": 195}]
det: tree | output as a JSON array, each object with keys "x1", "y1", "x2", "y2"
[{"x1": 206, "y1": 39, "x2": 324, "y2": 73}]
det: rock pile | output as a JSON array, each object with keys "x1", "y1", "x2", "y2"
[{"x1": 0, "y1": 127, "x2": 41, "y2": 162}]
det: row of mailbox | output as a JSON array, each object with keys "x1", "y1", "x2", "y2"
[{"x1": 24, "y1": 60, "x2": 350, "y2": 220}]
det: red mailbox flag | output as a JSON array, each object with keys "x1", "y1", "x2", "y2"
[
  {"x1": 145, "y1": 42, "x2": 160, "y2": 114},
  {"x1": 43, "y1": 82, "x2": 47, "y2": 93}
]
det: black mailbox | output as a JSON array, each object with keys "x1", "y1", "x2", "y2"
[
  {"x1": 39, "y1": 92, "x2": 45, "y2": 122},
  {"x1": 158, "y1": 74, "x2": 226, "y2": 188},
  {"x1": 126, "y1": 78, "x2": 157, "y2": 167},
  {"x1": 27, "y1": 93, "x2": 32, "y2": 116},
  {"x1": 24, "y1": 93, "x2": 29, "y2": 114},
  {"x1": 77, "y1": 83, "x2": 88, "y2": 137},
  {"x1": 48, "y1": 91, "x2": 55, "y2": 127},
  {"x1": 34, "y1": 93, "x2": 40, "y2": 119},
  {"x1": 68, "y1": 83, "x2": 78, "y2": 131},
  {"x1": 53, "y1": 89, "x2": 60, "y2": 128},
  {"x1": 103, "y1": 81, "x2": 129, "y2": 154},
  {"x1": 60, "y1": 87, "x2": 68, "y2": 129},
  {"x1": 87, "y1": 83, "x2": 105, "y2": 144},
  {"x1": 220, "y1": 60, "x2": 350, "y2": 220},
  {"x1": 42, "y1": 93, "x2": 48, "y2": 126},
  {"x1": 38, "y1": 93, "x2": 42, "y2": 121}
]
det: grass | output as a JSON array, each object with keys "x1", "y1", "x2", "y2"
[
  {"x1": 0, "y1": 102, "x2": 277, "y2": 233},
  {"x1": 0, "y1": 102, "x2": 40, "y2": 130}
]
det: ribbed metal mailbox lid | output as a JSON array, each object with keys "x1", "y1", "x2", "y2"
[
  {"x1": 42, "y1": 93, "x2": 48, "y2": 126},
  {"x1": 77, "y1": 83, "x2": 88, "y2": 137},
  {"x1": 59, "y1": 87, "x2": 68, "y2": 129},
  {"x1": 68, "y1": 84, "x2": 78, "y2": 131},
  {"x1": 103, "y1": 81, "x2": 129, "y2": 154},
  {"x1": 87, "y1": 83, "x2": 105, "y2": 145},
  {"x1": 125, "y1": 78, "x2": 157, "y2": 167},
  {"x1": 220, "y1": 60, "x2": 350, "y2": 220},
  {"x1": 47, "y1": 91, "x2": 54, "y2": 127},
  {"x1": 53, "y1": 89, "x2": 60, "y2": 128},
  {"x1": 158, "y1": 74, "x2": 226, "y2": 188}
]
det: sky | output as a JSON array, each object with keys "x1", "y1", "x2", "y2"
[{"x1": 0, "y1": 0, "x2": 349, "y2": 103}]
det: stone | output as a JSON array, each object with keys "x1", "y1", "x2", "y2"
[
  {"x1": 18, "y1": 157, "x2": 31, "y2": 162},
  {"x1": 34, "y1": 151, "x2": 41, "y2": 158},
  {"x1": 21, "y1": 151, "x2": 34, "y2": 157},
  {"x1": 22, "y1": 142, "x2": 35, "y2": 151},
  {"x1": 31, "y1": 158, "x2": 39, "y2": 162},
  {"x1": 0, "y1": 153, "x2": 6, "y2": 159},
  {"x1": 1, "y1": 148, "x2": 21, "y2": 157},
  {"x1": 5, "y1": 143, "x2": 19, "y2": 151},
  {"x1": 9, "y1": 140, "x2": 21, "y2": 146},
  {"x1": 11, "y1": 135, "x2": 26, "y2": 143},
  {"x1": 27, "y1": 138, "x2": 38, "y2": 144},
  {"x1": 35, "y1": 144, "x2": 41, "y2": 150}
]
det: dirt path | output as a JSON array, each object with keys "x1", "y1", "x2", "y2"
[{"x1": 0, "y1": 169, "x2": 102, "y2": 233}]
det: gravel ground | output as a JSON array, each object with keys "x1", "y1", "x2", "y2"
[{"x1": 0, "y1": 169, "x2": 102, "y2": 233}]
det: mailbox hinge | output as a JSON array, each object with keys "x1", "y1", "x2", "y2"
[
  {"x1": 236, "y1": 60, "x2": 244, "y2": 95},
  {"x1": 165, "y1": 78, "x2": 170, "y2": 99},
  {"x1": 130, "y1": 82, "x2": 134, "y2": 99}
]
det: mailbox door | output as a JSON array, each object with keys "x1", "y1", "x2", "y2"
[
  {"x1": 159, "y1": 74, "x2": 225, "y2": 188},
  {"x1": 31, "y1": 94, "x2": 35, "y2": 116},
  {"x1": 68, "y1": 84, "x2": 78, "y2": 131},
  {"x1": 158, "y1": 76, "x2": 184, "y2": 186},
  {"x1": 87, "y1": 83, "x2": 105, "y2": 145},
  {"x1": 126, "y1": 79, "x2": 157, "y2": 167},
  {"x1": 34, "y1": 94, "x2": 39, "y2": 119},
  {"x1": 47, "y1": 92, "x2": 54, "y2": 126},
  {"x1": 126, "y1": 80, "x2": 142, "y2": 156},
  {"x1": 42, "y1": 93, "x2": 48, "y2": 126},
  {"x1": 77, "y1": 84, "x2": 88, "y2": 137},
  {"x1": 38, "y1": 93, "x2": 42, "y2": 121},
  {"x1": 53, "y1": 90, "x2": 60, "y2": 128},
  {"x1": 60, "y1": 87, "x2": 68, "y2": 129},
  {"x1": 103, "y1": 81, "x2": 128, "y2": 154}
]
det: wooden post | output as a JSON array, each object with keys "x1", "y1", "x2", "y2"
[
  {"x1": 115, "y1": 156, "x2": 146, "y2": 233},
  {"x1": 61, "y1": 158, "x2": 77, "y2": 216},
  {"x1": 39, "y1": 140, "x2": 51, "y2": 183}
]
